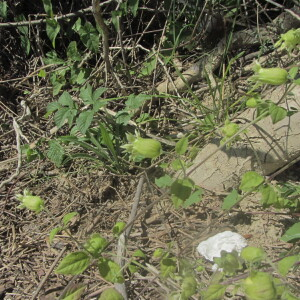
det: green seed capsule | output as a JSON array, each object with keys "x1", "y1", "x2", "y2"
[
  {"x1": 133, "y1": 137, "x2": 162, "y2": 159},
  {"x1": 16, "y1": 189, "x2": 45, "y2": 213},
  {"x1": 251, "y1": 61, "x2": 288, "y2": 85},
  {"x1": 275, "y1": 28, "x2": 300, "y2": 52}
]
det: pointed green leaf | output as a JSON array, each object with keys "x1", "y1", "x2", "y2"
[
  {"x1": 260, "y1": 184, "x2": 278, "y2": 207},
  {"x1": 269, "y1": 103, "x2": 287, "y2": 124},
  {"x1": 128, "y1": 0, "x2": 139, "y2": 16},
  {"x1": 84, "y1": 234, "x2": 107, "y2": 256},
  {"x1": 222, "y1": 189, "x2": 240, "y2": 210},
  {"x1": 47, "y1": 140, "x2": 65, "y2": 167},
  {"x1": 281, "y1": 223, "x2": 300, "y2": 242},
  {"x1": 46, "y1": 18, "x2": 60, "y2": 48},
  {"x1": 61, "y1": 284, "x2": 86, "y2": 300},
  {"x1": 93, "y1": 87, "x2": 107, "y2": 103},
  {"x1": 42, "y1": 0, "x2": 53, "y2": 17},
  {"x1": 98, "y1": 288, "x2": 124, "y2": 300},
  {"x1": 80, "y1": 84, "x2": 94, "y2": 104},
  {"x1": 46, "y1": 101, "x2": 61, "y2": 114},
  {"x1": 288, "y1": 67, "x2": 298, "y2": 80},
  {"x1": 183, "y1": 189, "x2": 203, "y2": 208},
  {"x1": 63, "y1": 212, "x2": 78, "y2": 226},
  {"x1": 160, "y1": 257, "x2": 177, "y2": 278},
  {"x1": 278, "y1": 255, "x2": 299, "y2": 276},
  {"x1": 112, "y1": 222, "x2": 126, "y2": 236},
  {"x1": 67, "y1": 41, "x2": 82, "y2": 62},
  {"x1": 78, "y1": 21, "x2": 99, "y2": 52},
  {"x1": 49, "y1": 226, "x2": 62, "y2": 244},
  {"x1": 58, "y1": 91, "x2": 74, "y2": 107},
  {"x1": 239, "y1": 171, "x2": 264, "y2": 192},
  {"x1": 202, "y1": 284, "x2": 227, "y2": 300},
  {"x1": 98, "y1": 258, "x2": 124, "y2": 283},
  {"x1": 76, "y1": 110, "x2": 94, "y2": 134},
  {"x1": 0, "y1": 1, "x2": 7, "y2": 19},
  {"x1": 155, "y1": 174, "x2": 173, "y2": 188},
  {"x1": 175, "y1": 137, "x2": 188, "y2": 155},
  {"x1": 56, "y1": 251, "x2": 90, "y2": 275}
]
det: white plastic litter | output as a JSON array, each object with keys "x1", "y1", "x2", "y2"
[{"x1": 197, "y1": 231, "x2": 248, "y2": 270}]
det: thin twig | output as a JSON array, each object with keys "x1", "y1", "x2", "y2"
[
  {"x1": 92, "y1": 0, "x2": 112, "y2": 76},
  {"x1": 32, "y1": 246, "x2": 67, "y2": 299},
  {"x1": 0, "y1": 119, "x2": 23, "y2": 190},
  {"x1": 114, "y1": 175, "x2": 145, "y2": 300}
]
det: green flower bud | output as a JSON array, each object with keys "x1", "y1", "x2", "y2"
[
  {"x1": 250, "y1": 61, "x2": 288, "y2": 85},
  {"x1": 243, "y1": 272, "x2": 277, "y2": 300},
  {"x1": 275, "y1": 28, "x2": 300, "y2": 52},
  {"x1": 246, "y1": 97, "x2": 258, "y2": 108},
  {"x1": 122, "y1": 132, "x2": 162, "y2": 160},
  {"x1": 222, "y1": 120, "x2": 239, "y2": 138},
  {"x1": 16, "y1": 189, "x2": 45, "y2": 213}
]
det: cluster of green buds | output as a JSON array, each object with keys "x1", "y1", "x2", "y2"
[
  {"x1": 121, "y1": 131, "x2": 162, "y2": 161},
  {"x1": 275, "y1": 28, "x2": 300, "y2": 52},
  {"x1": 250, "y1": 61, "x2": 288, "y2": 86},
  {"x1": 16, "y1": 189, "x2": 45, "y2": 213}
]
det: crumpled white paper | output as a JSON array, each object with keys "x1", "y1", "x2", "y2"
[{"x1": 197, "y1": 231, "x2": 248, "y2": 270}]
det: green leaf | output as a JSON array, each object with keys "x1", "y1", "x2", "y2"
[
  {"x1": 160, "y1": 257, "x2": 177, "y2": 278},
  {"x1": 99, "y1": 123, "x2": 118, "y2": 161},
  {"x1": 222, "y1": 189, "x2": 240, "y2": 210},
  {"x1": 288, "y1": 67, "x2": 298, "y2": 80},
  {"x1": 78, "y1": 21, "x2": 99, "y2": 52},
  {"x1": 202, "y1": 284, "x2": 227, "y2": 300},
  {"x1": 181, "y1": 275, "x2": 197, "y2": 300},
  {"x1": 67, "y1": 41, "x2": 82, "y2": 62},
  {"x1": 0, "y1": 1, "x2": 7, "y2": 19},
  {"x1": 239, "y1": 171, "x2": 264, "y2": 192},
  {"x1": 269, "y1": 103, "x2": 287, "y2": 124},
  {"x1": 260, "y1": 184, "x2": 278, "y2": 207},
  {"x1": 278, "y1": 255, "x2": 299, "y2": 276},
  {"x1": 15, "y1": 15, "x2": 31, "y2": 55},
  {"x1": 61, "y1": 284, "x2": 86, "y2": 300},
  {"x1": 72, "y1": 17, "x2": 82, "y2": 32},
  {"x1": 56, "y1": 251, "x2": 90, "y2": 275},
  {"x1": 47, "y1": 140, "x2": 65, "y2": 167},
  {"x1": 183, "y1": 189, "x2": 203, "y2": 208},
  {"x1": 47, "y1": 101, "x2": 61, "y2": 114},
  {"x1": 111, "y1": 10, "x2": 122, "y2": 31},
  {"x1": 125, "y1": 93, "x2": 150, "y2": 110},
  {"x1": 98, "y1": 258, "x2": 124, "y2": 283},
  {"x1": 76, "y1": 110, "x2": 94, "y2": 134},
  {"x1": 171, "y1": 158, "x2": 185, "y2": 171},
  {"x1": 155, "y1": 174, "x2": 173, "y2": 188},
  {"x1": 84, "y1": 233, "x2": 107, "y2": 256},
  {"x1": 113, "y1": 222, "x2": 126, "y2": 236},
  {"x1": 49, "y1": 226, "x2": 62, "y2": 244},
  {"x1": 294, "y1": 78, "x2": 300, "y2": 85},
  {"x1": 52, "y1": 82, "x2": 64, "y2": 96},
  {"x1": 63, "y1": 212, "x2": 78, "y2": 226},
  {"x1": 171, "y1": 178, "x2": 194, "y2": 201},
  {"x1": 98, "y1": 288, "x2": 124, "y2": 300},
  {"x1": 132, "y1": 249, "x2": 146, "y2": 258},
  {"x1": 175, "y1": 137, "x2": 188, "y2": 155},
  {"x1": 139, "y1": 56, "x2": 157, "y2": 77},
  {"x1": 80, "y1": 84, "x2": 94, "y2": 104},
  {"x1": 93, "y1": 87, "x2": 107, "y2": 102},
  {"x1": 241, "y1": 246, "x2": 266, "y2": 263},
  {"x1": 42, "y1": 0, "x2": 53, "y2": 17},
  {"x1": 59, "y1": 91, "x2": 74, "y2": 107},
  {"x1": 46, "y1": 18, "x2": 60, "y2": 48},
  {"x1": 128, "y1": 0, "x2": 139, "y2": 16},
  {"x1": 54, "y1": 107, "x2": 76, "y2": 129},
  {"x1": 281, "y1": 223, "x2": 300, "y2": 242}
]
